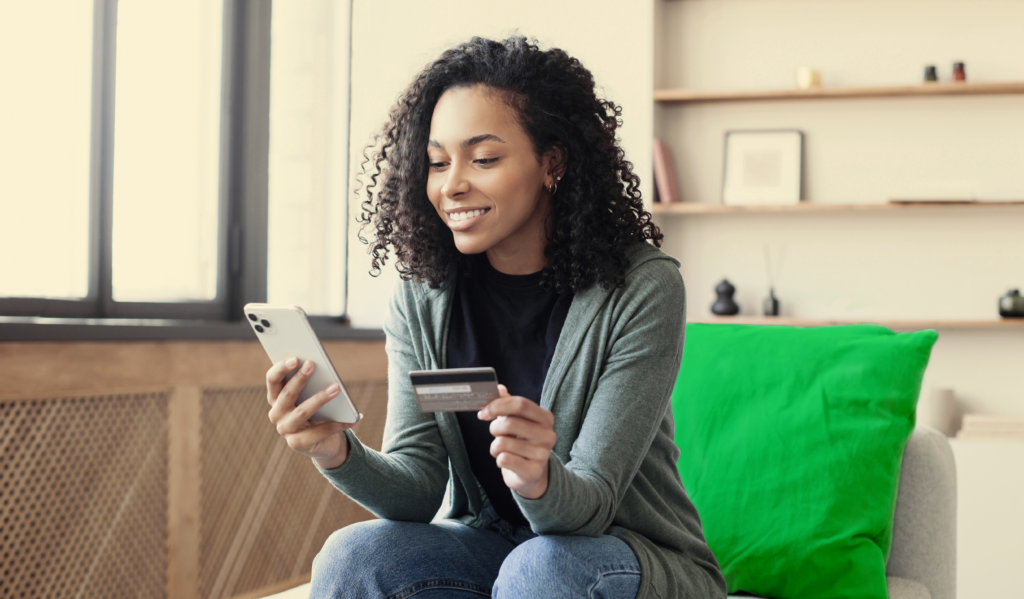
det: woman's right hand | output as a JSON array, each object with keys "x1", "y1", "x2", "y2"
[{"x1": 266, "y1": 357, "x2": 360, "y2": 470}]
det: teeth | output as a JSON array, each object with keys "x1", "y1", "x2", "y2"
[{"x1": 451, "y1": 209, "x2": 485, "y2": 222}]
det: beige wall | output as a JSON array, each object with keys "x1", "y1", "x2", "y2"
[
  {"x1": 345, "y1": 0, "x2": 655, "y2": 329},
  {"x1": 655, "y1": 0, "x2": 1024, "y2": 417}
]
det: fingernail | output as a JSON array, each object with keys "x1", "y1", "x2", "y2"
[
  {"x1": 477, "y1": 410, "x2": 487, "y2": 419},
  {"x1": 326, "y1": 383, "x2": 340, "y2": 396},
  {"x1": 285, "y1": 357, "x2": 298, "y2": 368},
  {"x1": 302, "y1": 360, "x2": 314, "y2": 374}
]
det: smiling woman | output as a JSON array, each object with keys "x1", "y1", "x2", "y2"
[
  {"x1": 262, "y1": 36, "x2": 725, "y2": 599},
  {"x1": 426, "y1": 86, "x2": 559, "y2": 274},
  {"x1": 355, "y1": 36, "x2": 661, "y2": 295}
]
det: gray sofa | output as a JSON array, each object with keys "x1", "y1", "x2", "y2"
[
  {"x1": 886, "y1": 426, "x2": 957, "y2": 599},
  {"x1": 727, "y1": 425, "x2": 957, "y2": 599}
]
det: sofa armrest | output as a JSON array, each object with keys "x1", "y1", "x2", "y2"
[{"x1": 887, "y1": 425, "x2": 957, "y2": 599}]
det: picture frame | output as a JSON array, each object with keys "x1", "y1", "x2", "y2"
[{"x1": 722, "y1": 130, "x2": 804, "y2": 206}]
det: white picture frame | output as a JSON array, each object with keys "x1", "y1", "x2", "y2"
[{"x1": 722, "y1": 130, "x2": 804, "y2": 206}]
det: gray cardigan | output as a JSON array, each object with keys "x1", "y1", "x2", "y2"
[{"x1": 320, "y1": 242, "x2": 726, "y2": 599}]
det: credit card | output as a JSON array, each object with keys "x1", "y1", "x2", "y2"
[{"x1": 409, "y1": 367, "x2": 500, "y2": 413}]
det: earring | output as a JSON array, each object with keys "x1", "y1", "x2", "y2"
[{"x1": 548, "y1": 175, "x2": 562, "y2": 196}]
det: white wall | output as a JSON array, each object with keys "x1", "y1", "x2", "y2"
[
  {"x1": 655, "y1": 0, "x2": 1024, "y2": 417},
  {"x1": 345, "y1": 0, "x2": 655, "y2": 329}
]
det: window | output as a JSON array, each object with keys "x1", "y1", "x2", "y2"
[
  {"x1": 267, "y1": 0, "x2": 351, "y2": 316},
  {"x1": 0, "y1": 0, "x2": 361, "y2": 339},
  {"x1": 111, "y1": 0, "x2": 224, "y2": 303},
  {"x1": 0, "y1": 2, "x2": 94, "y2": 301}
]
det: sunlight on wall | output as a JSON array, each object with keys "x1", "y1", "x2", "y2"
[
  {"x1": 0, "y1": 2, "x2": 93, "y2": 299},
  {"x1": 111, "y1": 0, "x2": 222, "y2": 302}
]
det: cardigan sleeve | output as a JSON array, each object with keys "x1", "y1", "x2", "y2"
[
  {"x1": 316, "y1": 279, "x2": 450, "y2": 523},
  {"x1": 514, "y1": 259, "x2": 686, "y2": 536}
]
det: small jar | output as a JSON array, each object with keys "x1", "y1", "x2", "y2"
[
  {"x1": 953, "y1": 62, "x2": 966, "y2": 82},
  {"x1": 924, "y1": 65, "x2": 938, "y2": 82}
]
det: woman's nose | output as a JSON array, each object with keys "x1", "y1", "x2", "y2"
[{"x1": 440, "y1": 163, "x2": 470, "y2": 198}]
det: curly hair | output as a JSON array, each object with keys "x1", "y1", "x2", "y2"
[{"x1": 356, "y1": 35, "x2": 662, "y2": 294}]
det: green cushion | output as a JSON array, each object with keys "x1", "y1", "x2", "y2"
[{"x1": 671, "y1": 323, "x2": 938, "y2": 599}]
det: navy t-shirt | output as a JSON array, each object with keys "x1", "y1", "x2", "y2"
[{"x1": 446, "y1": 253, "x2": 573, "y2": 527}]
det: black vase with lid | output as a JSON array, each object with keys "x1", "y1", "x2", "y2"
[
  {"x1": 999, "y1": 289, "x2": 1024, "y2": 318},
  {"x1": 711, "y1": 279, "x2": 740, "y2": 316}
]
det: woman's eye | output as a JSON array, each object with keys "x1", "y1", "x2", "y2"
[
  {"x1": 429, "y1": 161, "x2": 448, "y2": 170},
  {"x1": 474, "y1": 157, "x2": 499, "y2": 166}
]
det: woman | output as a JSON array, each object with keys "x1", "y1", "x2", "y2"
[{"x1": 266, "y1": 36, "x2": 725, "y2": 599}]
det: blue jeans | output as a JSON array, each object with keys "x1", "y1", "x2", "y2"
[{"x1": 309, "y1": 506, "x2": 641, "y2": 599}]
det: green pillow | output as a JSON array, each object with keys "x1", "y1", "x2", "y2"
[{"x1": 671, "y1": 323, "x2": 937, "y2": 599}]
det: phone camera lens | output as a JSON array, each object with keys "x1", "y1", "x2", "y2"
[
  {"x1": 247, "y1": 313, "x2": 257, "y2": 321},
  {"x1": 261, "y1": 319, "x2": 271, "y2": 327},
  {"x1": 255, "y1": 325, "x2": 264, "y2": 333}
]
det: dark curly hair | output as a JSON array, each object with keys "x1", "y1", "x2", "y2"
[{"x1": 356, "y1": 35, "x2": 662, "y2": 294}]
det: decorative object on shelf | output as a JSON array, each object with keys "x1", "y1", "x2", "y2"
[
  {"x1": 924, "y1": 65, "x2": 939, "y2": 82},
  {"x1": 918, "y1": 388, "x2": 959, "y2": 437},
  {"x1": 953, "y1": 62, "x2": 966, "y2": 82},
  {"x1": 652, "y1": 138, "x2": 682, "y2": 203},
  {"x1": 711, "y1": 279, "x2": 740, "y2": 316},
  {"x1": 998, "y1": 289, "x2": 1024, "y2": 317},
  {"x1": 763, "y1": 289, "x2": 780, "y2": 317},
  {"x1": 795, "y1": 66, "x2": 821, "y2": 90},
  {"x1": 762, "y1": 243, "x2": 786, "y2": 317},
  {"x1": 722, "y1": 130, "x2": 803, "y2": 207}
]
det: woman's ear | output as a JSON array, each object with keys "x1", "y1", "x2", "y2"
[{"x1": 544, "y1": 144, "x2": 568, "y2": 185}]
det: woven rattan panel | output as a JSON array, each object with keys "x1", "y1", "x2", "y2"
[
  {"x1": 0, "y1": 392, "x2": 169, "y2": 599},
  {"x1": 199, "y1": 380, "x2": 387, "y2": 599}
]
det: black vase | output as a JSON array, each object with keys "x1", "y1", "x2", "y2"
[
  {"x1": 711, "y1": 279, "x2": 740, "y2": 316},
  {"x1": 999, "y1": 289, "x2": 1024, "y2": 318},
  {"x1": 763, "y1": 288, "x2": 780, "y2": 317}
]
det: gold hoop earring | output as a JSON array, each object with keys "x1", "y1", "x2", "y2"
[{"x1": 548, "y1": 175, "x2": 562, "y2": 196}]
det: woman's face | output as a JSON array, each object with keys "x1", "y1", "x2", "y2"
[{"x1": 426, "y1": 85, "x2": 557, "y2": 272}]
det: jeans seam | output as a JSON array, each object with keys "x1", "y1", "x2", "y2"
[
  {"x1": 385, "y1": 578, "x2": 492, "y2": 599},
  {"x1": 587, "y1": 568, "x2": 641, "y2": 599}
]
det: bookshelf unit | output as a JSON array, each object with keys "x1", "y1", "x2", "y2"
[{"x1": 651, "y1": 0, "x2": 1024, "y2": 333}]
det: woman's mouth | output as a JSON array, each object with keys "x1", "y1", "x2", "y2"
[{"x1": 446, "y1": 208, "x2": 490, "y2": 230}]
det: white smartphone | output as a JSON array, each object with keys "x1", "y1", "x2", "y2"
[{"x1": 244, "y1": 303, "x2": 360, "y2": 424}]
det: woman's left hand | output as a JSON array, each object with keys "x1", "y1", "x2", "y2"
[{"x1": 478, "y1": 384, "x2": 557, "y2": 500}]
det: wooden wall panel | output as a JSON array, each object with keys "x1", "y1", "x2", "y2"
[
  {"x1": 0, "y1": 338, "x2": 391, "y2": 598},
  {"x1": 0, "y1": 340, "x2": 387, "y2": 401},
  {"x1": 168, "y1": 386, "x2": 203, "y2": 599}
]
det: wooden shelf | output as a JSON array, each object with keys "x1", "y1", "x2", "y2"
[
  {"x1": 650, "y1": 201, "x2": 1024, "y2": 215},
  {"x1": 689, "y1": 317, "x2": 1024, "y2": 330},
  {"x1": 654, "y1": 81, "x2": 1024, "y2": 104}
]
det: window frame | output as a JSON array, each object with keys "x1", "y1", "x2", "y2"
[{"x1": 0, "y1": 0, "x2": 369, "y2": 341}]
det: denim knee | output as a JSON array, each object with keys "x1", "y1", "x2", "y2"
[
  {"x1": 493, "y1": 536, "x2": 572, "y2": 597},
  {"x1": 492, "y1": 535, "x2": 640, "y2": 599},
  {"x1": 311, "y1": 519, "x2": 405, "y2": 599}
]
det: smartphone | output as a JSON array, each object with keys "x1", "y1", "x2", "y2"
[
  {"x1": 244, "y1": 303, "x2": 360, "y2": 423},
  {"x1": 408, "y1": 367, "x2": 500, "y2": 413}
]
